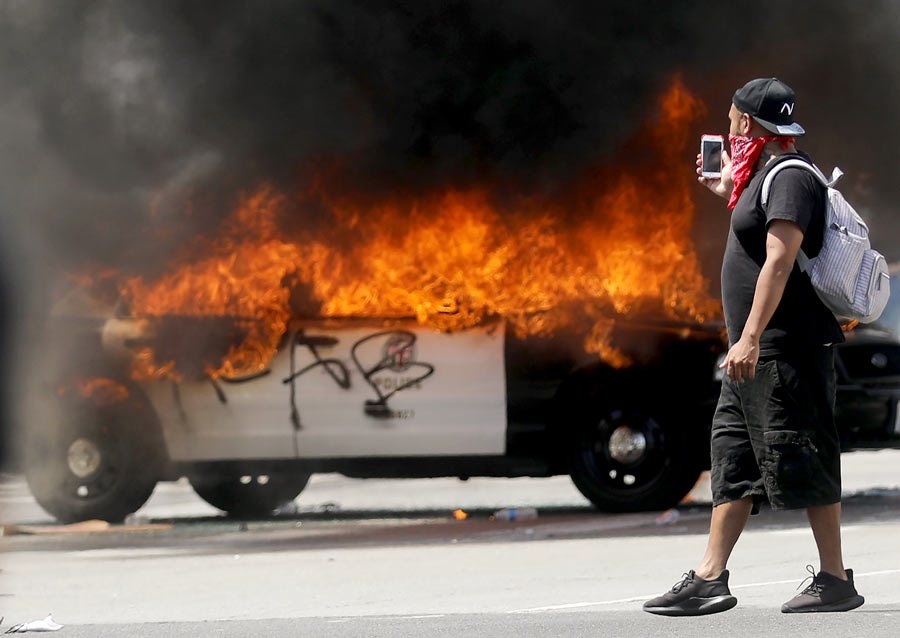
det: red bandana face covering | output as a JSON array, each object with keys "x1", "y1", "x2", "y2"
[{"x1": 727, "y1": 134, "x2": 795, "y2": 209}]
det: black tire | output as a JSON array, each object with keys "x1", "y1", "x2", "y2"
[
  {"x1": 570, "y1": 401, "x2": 704, "y2": 512},
  {"x1": 23, "y1": 382, "x2": 164, "y2": 524},
  {"x1": 189, "y1": 471, "x2": 311, "y2": 517}
]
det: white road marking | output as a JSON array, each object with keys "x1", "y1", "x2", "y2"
[
  {"x1": 508, "y1": 596, "x2": 649, "y2": 613},
  {"x1": 333, "y1": 615, "x2": 447, "y2": 622},
  {"x1": 854, "y1": 569, "x2": 900, "y2": 578},
  {"x1": 507, "y1": 568, "x2": 900, "y2": 614}
]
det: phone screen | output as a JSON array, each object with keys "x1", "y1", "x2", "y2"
[{"x1": 702, "y1": 139, "x2": 722, "y2": 174}]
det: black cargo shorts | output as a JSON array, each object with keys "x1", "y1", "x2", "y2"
[{"x1": 710, "y1": 346, "x2": 841, "y2": 513}]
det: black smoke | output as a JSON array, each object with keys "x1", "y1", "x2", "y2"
[
  {"x1": 3, "y1": 1, "x2": 899, "y2": 274},
  {"x1": 2, "y1": 1, "x2": 900, "y2": 463}
]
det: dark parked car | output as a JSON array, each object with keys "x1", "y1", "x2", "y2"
[{"x1": 832, "y1": 267, "x2": 900, "y2": 451}]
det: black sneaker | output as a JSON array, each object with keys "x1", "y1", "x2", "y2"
[
  {"x1": 643, "y1": 570, "x2": 738, "y2": 616},
  {"x1": 781, "y1": 565, "x2": 865, "y2": 613}
]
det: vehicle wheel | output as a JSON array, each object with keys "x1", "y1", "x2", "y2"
[
  {"x1": 189, "y1": 471, "x2": 311, "y2": 517},
  {"x1": 24, "y1": 382, "x2": 164, "y2": 524},
  {"x1": 570, "y1": 402, "x2": 704, "y2": 512}
]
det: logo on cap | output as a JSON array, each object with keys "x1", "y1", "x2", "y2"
[{"x1": 781, "y1": 102, "x2": 795, "y2": 115}]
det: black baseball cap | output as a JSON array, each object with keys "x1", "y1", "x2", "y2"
[{"x1": 732, "y1": 78, "x2": 805, "y2": 136}]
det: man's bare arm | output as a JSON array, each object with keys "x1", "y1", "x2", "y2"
[{"x1": 722, "y1": 219, "x2": 804, "y2": 382}]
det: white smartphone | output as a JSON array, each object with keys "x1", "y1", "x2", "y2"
[{"x1": 700, "y1": 134, "x2": 724, "y2": 178}]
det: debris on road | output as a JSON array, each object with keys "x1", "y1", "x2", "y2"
[
  {"x1": 123, "y1": 513, "x2": 151, "y2": 526},
  {"x1": 680, "y1": 471, "x2": 712, "y2": 504},
  {"x1": 1, "y1": 519, "x2": 173, "y2": 536},
  {"x1": 491, "y1": 508, "x2": 538, "y2": 521},
  {"x1": 4, "y1": 614, "x2": 63, "y2": 633},
  {"x1": 275, "y1": 501, "x2": 300, "y2": 515},
  {"x1": 654, "y1": 508, "x2": 680, "y2": 525},
  {"x1": 452, "y1": 509, "x2": 468, "y2": 520}
]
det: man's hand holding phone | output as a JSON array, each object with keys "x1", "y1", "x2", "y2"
[{"x1": 696, "y1": 135, "x2": 732, "y2": 200}]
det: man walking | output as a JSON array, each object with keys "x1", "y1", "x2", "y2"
[{"x1": 643, "y1": 78, "x2": 864, "y2": 615}]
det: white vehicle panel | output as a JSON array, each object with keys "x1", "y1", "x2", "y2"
[
  {"x1": 149, "y1": 320, "x2": 507, "y2": 460},
  {"x1": 144, "y1": 375, "x2": 297, "y2": 461}
]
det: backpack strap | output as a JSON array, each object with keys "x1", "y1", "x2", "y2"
[
  {"x1": 760, "y1": 159, "x2": 832, "y2": 207},
  {"x1": 759, "y1": 159, "x2": 840, "y2": 274}
]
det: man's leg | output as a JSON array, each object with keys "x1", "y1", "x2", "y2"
[
  {"x1": 777, "y1": 351, "x2": 863, "y2": 612},
  {"x1": 807, "y1": 502, "x2": 847, "y2": 580},
  {"x1": 642, "y1": 495, "x2": 747, "y2": 616},
  {"x1": 642, "y1": 377, "x2": 753, "y2": 616},
  {"x1": 696, "y1": 496, "x2": 753, "y2": 579},
  {"x1": 781, "y1": 500, "x2": 862, "y2": 612}
]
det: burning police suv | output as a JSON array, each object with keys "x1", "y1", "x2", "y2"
[
  {"x1": 25, "y1": 286, "x2": 730, "y2": 523},
  {"x1": 23, "y1": 87, "x2": 736, "y2": 523}
]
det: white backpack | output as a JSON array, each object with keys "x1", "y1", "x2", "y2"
[{"x1": 761, "y1": 159, "x2": 890, "y2": 323}]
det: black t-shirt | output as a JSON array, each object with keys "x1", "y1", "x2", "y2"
[{"x1": 721, "y1": 152, "x2": 844, "y2": 355}]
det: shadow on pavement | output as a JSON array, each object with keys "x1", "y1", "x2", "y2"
[{"x1": 4, "y1": 490, "x2": 899, "y2": 557}]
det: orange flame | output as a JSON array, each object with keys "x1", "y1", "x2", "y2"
[
  {"x1": 58, "y1": 377, "x2": 130, "y2": 407},
  {"x1": 113, "y1": 77, "x2": 718, "y2": 380}
]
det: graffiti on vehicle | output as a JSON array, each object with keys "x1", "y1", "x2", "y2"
[
  {"x1": 281, "y1": 332, "x2": 351, "y2": 430},
  {"x1": 276, "y1": 329, "x2": 434, "y2": 427},
  {"x1": 350, "y1": 331, "x2": 434, "y2": 418}
]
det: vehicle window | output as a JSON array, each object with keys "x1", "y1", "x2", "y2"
[{"x1": 872, "y1": 272, "x2": 900, "y2": 336}]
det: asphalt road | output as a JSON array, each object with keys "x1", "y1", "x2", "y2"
[
  {"x1": 2, "y1": 450, "x2": 900, "y2": 637},
  {"x1": 17, "y1": 609, "x2": 900, "y2": 638}
]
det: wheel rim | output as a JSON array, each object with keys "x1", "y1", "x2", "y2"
[
  {"x1": 67, "y1": 438, "x2": 102, "y2": 478},
  {"x1": 579, "y1": 409, "x2": 669, "y2": 495},
  {"x1": 607, "y1": 426, "x2": 648, "y2": 465},
  {"x1": 59, "y1": 423, "x2": 122, "y2": 502}
]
